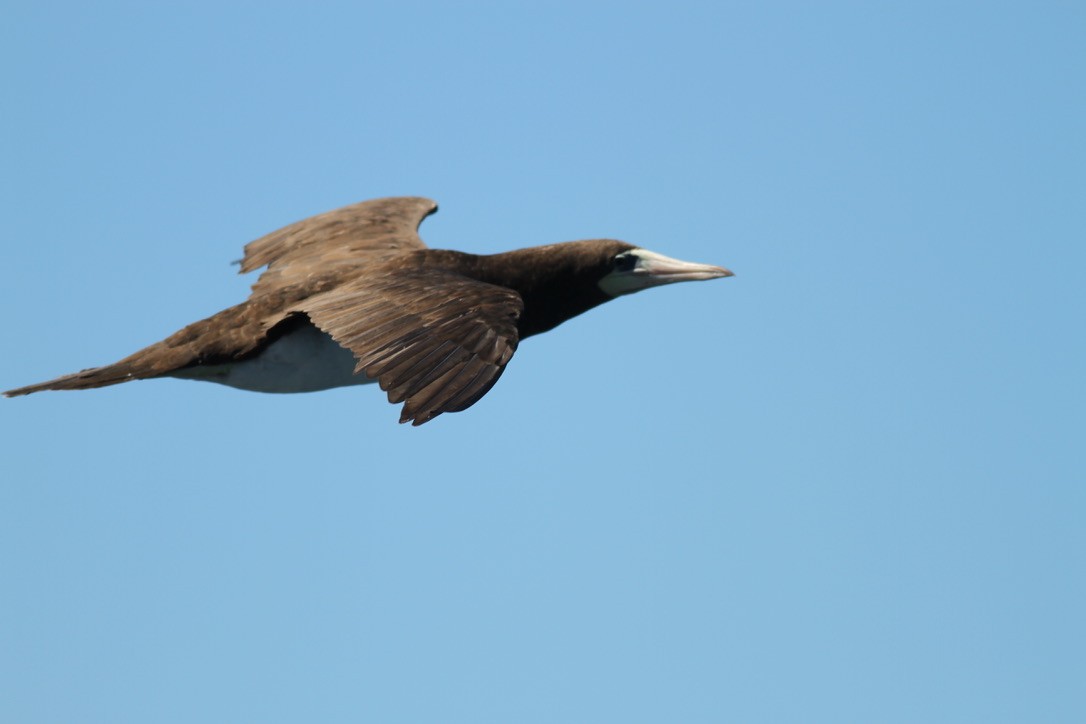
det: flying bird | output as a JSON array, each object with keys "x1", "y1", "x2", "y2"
[{"x1": 5, "y1": 197, "x2": 733, "y2": 424}]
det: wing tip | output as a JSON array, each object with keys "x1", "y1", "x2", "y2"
[{"x1": 399, "y1": 408, "x2": 440, "y2": 426}]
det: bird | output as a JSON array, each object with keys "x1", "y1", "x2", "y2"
[{"x1": 4, "y1": 196, "x2": 733, "y2": 425}]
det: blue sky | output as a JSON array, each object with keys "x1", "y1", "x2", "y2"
[{"x1": 2, "y1": 2, "x2": 1083, "y2": 722}]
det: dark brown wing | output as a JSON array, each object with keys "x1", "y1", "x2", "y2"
[
  {"x1": 298, "y1": 269, "x2": 523, "y2": 426},
  {"x1": 241, "y1": 196, "x2": 438, "y2": 295}
]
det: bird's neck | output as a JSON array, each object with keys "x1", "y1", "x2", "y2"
[{"x1": 467, "y1": 246, "x2": 613, "y2": 339}]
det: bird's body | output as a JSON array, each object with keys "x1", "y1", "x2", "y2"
[
  {"x1": 170, "y1": 317, "x2": 369, "y2": 393},
  {"x1": 5, "y1": 197, "x2": 733, "y2": 424}
]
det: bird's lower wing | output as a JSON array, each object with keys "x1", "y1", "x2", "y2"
[{"x1": 298, "y1": 270, "x2": 523, "y2": 425}]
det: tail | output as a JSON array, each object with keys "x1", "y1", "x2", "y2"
[
  {"x1": 5, "y1": 301, "x2": 294, "y2": 398},
  {"x1": 3, "y1": 360, "x2": 157, "y2": 397}
]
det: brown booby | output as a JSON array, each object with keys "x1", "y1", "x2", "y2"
[{"x1": 4, "y1": 197, "x2": 733, "y2": 425}]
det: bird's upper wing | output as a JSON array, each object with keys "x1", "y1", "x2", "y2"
[
  {"x1": 240, "y1": 196, "x2": 438, "y2": 295},
  {"x1": 241, "y1": 195, "x2": 519, "y2": 424},
  {"x1": 297, "y1": 269, "x2": 523, "y2": 426}
]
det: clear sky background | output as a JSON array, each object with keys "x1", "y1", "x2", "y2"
[{"x1": 2, "y1": 2, "x2": 1083, "y2": 722}]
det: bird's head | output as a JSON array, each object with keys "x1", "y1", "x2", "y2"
[
  {"x1": 596, "y1": 244, "x2": 734, "y2": 298},
  {"x1": 485, "y1": 238, "x2": 734, "y2": 338}
]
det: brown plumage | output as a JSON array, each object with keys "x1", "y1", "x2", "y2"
[{"x1": 4, "y1": 197, "x2": 732, "y2": 425}]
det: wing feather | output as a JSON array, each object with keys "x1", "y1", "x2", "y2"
[
  {"x1": 299, "y1": 270, "x2": 522, "y2": 425},
  {"x1": 241, "y1": 196, "x2": 438, "y2": 295}
]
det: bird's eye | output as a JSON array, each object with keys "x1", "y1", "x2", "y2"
[{"x1": 613, "y1": 253, "x2": 638, "y2": 272}]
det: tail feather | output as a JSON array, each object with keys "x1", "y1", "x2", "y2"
[
  {"x1": 5, "y1": 302, "x2": 299, "y2": 399},
  {"x1": 4, "y1": 361, "x2": 156, "y2": 397}
]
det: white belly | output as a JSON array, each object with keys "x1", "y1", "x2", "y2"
[{"x1": 171, "y1": 322, "x2": 376, "y2": 393}]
